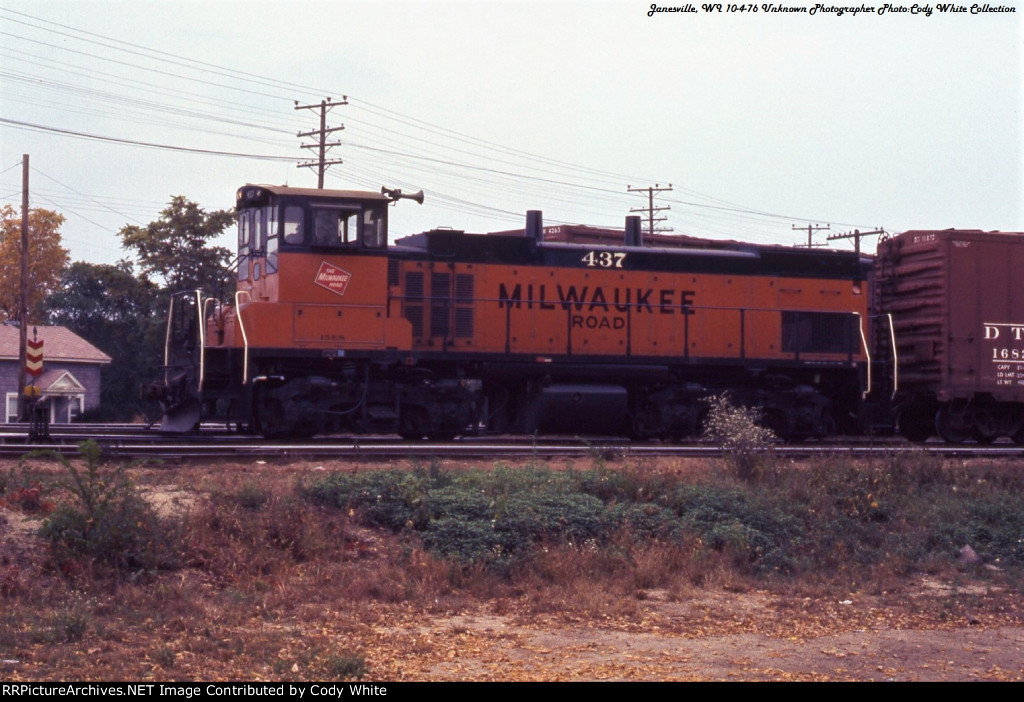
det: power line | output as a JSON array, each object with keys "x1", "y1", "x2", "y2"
[{"x1": 0, "y1": 118, "x2": 295, "y2": 161}]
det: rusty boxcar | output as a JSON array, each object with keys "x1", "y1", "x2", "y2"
[{"x1": 874, "y1": 229, "x2": 1024, "y2": 442}]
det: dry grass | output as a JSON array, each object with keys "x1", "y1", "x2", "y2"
[{"x1": 1, "y1": 451, "x2": 1022, "y2": 681}]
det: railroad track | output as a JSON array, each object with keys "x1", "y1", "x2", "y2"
[{"x1": 1, "y1": 425, "x2": 1021, "y2": 461}]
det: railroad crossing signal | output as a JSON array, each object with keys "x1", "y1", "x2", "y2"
[{"x1": 26, "y1": 337, "x2": 43, "y2": 378}]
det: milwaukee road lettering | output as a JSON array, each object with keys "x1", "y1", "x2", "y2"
[{"x1": 498, "y1": 283, "x2": 695, "y2": 329}]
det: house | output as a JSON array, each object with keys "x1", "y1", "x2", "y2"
[{"x1": 0, "y1": 324, "x2": 112, "y2": 423}]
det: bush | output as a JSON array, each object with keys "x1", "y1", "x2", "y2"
[
  {"x1": 701, "y1": 394, "x2": 776, "y2": 480},
  {"x1": 39, "y1": 441, "x2": 180, "y2": 573},
  {"x1": 671, "y1": 484, "x2": 800, "y2": 573},
  {"x1": 304, "y1": 470, "x2": 429, "y2": 531}
]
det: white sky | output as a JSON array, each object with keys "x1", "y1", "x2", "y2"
[{"x1": 1, "y1": 0, "x2": 1021, "y2": 265}]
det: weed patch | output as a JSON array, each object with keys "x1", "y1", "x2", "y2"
[{"x1": 36, "y1": 441, "x2": 181, "y2": 575}]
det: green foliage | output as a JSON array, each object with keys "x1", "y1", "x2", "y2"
[
  {"x1": 38, "y1": 196, "x2": 236, "y2": 419},
  {"x1": 43, "y1": 260, "x2": 163, "y2": 420},
  {"x1": 39, "y1": 441, "x2": 179, "y2": 573},
  {"x1": 304, "y1": 457, "x2": 1024, "y2": 577},
  {"x1": 421, "y1": 518, "x2": 502, "y2": 563},
  {"x1": 935, "y1": 493, "x2": 1024, "y2": 564},
  {"x1": 670, "y1": 484, "x2": 801, "y2": 573},
  {"x1": 118, "y1": 195, "x2": 234, "y2": 299},
  {"x1": 497, "y1": 492, "x2": 606, "y2": 545}
]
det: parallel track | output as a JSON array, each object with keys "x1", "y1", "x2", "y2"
[{"x1": 1, "y1": 424, "x2": 1021, "y2": 461}]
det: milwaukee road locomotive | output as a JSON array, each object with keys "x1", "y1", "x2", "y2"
[{"x1": 152, "y1": 183, "x2": 875, "y2": 440}]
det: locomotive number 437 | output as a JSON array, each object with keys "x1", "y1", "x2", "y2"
[{"x1": 581, "y1": 251, "x2": 627, "y2": 268}]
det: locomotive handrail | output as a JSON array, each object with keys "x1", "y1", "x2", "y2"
[
  {"x1": 867, "y1": 312, "x2": 899, "y2": 400},
  {"x1": 887, "y1": 312, "x2": 898, "y2": 399},
  {"x1": 162, "y1": 296, "x2": 174, "y2": 385},
  {"x1": 235, "y1": 290, "x2": 252, "y2": 385},
  {"x1": 163, "y1": 290, "x2": 204, "y2": 390},
  {"x1": 200, "y1": 297, "x2": 225, "y2": 392},
  {"x1": 854, "y1": 312, "x2": 870, "y2": 398}
]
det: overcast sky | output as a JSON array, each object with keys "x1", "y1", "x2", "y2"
[{"x1": 1, "y1": 0, "x2": 1021, "y2": 265}]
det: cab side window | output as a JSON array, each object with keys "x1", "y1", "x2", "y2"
[
  {"x1": 363, "y1": 208, "x2": 385, "y2": 248},
  {"x1": 312, "y1": 208, "x2": 358, "y2": 247},
  {"x1": 283, "y1": 206, "x2": 304, "y2": 244},
  {"x1": 265, "y1": 205, "x2": 279, "y2": 273},
  {"x1": 238, "y1": 209, "x2": 251, "y2": 281}
]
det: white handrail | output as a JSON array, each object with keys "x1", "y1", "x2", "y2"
[
  {"x1": 854, "y1": 311, "x2": 870, "y2": 398},
  {"x1": 886, "y1": 312, "x2": 898, "y2": 400},
  {"x1": 234, "y1": 290, "x2": 252, "y2": 384}
]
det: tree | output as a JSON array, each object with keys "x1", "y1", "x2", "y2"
[
  {"x1": 118, "y1": 196, "x2": 235, "y2": 299},
  {"x1": 43, "y1": 260, "x2": 163, "y2": 420},
  {"x1": 0, "y1": 205, "x2": 70, "y2": 322}
]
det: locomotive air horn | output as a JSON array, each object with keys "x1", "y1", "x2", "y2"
[{"x1": 381, "y1": 186, "x2": 425, "y2": 204}]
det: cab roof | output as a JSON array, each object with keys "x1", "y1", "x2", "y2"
[{"x1": 237, "y1": 184, "x2": 391, "y2": 202}]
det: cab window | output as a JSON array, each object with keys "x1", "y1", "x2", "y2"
[
  {"x1": 238, "y1": 209, "x2": 251, "y2": 281},
  {"x1": 312, "y1": 207, "x2": 359, "y2": 247},
  {"x1": 283, "y1": 206, "x2": 304, "y2": 244},
  {"x1": 265, "y1": 205, "x2": 278, "y2": 273},
  {"x1": 363, "y1": 208, "x2": 385, "y2": 248}
]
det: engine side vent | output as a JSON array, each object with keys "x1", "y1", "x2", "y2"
[{"x1": 403, "y1": 271, "x2": 425, "y2": 338}]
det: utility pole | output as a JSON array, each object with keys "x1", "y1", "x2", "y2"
[
  {"x1": 17, "y1": 154, "x2": 28, "y2": 421},
  {"x1": 295, "y1": 97, "x2": 347, "y2": 188},
  {"x1": 627, "y1": 184, "x2": 673, "y2": 236},
  {"x1": 827, "y1": 227, "x2": 886, "y2": 256},
  {"x1": 792, "y1": 223, "x2": 829, "y2": 248}
]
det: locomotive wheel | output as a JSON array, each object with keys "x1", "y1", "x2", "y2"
[
  {"x1": 935, "y1": 407, "x2": 970, "y2": 444},
  {"x1": 398, "y1": 405, "x2": 432, "y2": 440},
  {"x1": 897, "y1": 406, "x2": 933, "y2": 443},
  {"x1": 760, "y1": 408, "x2": 789, "y2": 441},
  {"x1": 815, "y1": 409, "x2": 837, "y2": 438},
  {"x1": 1011, "y1": 421, "x2": 1024, "y2": 445},
  {"x1": 631, "y1": 402, "x2": 663, "y2": 440},
  {"x1": 254, "y1": 393, "x2": 290, "y2": 438},
  {"x1": 971, "y1": 429, "x2": 997, "y2": 445}
]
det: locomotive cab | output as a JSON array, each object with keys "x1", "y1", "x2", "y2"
[
  {"x1": 153, "y1": 185, "x2": 428, "y2": 435},
  {"x1": 235, "y1": 184, "x2": 390, "y2": 303}
]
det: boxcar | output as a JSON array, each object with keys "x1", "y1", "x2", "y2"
[{"x1": 874, "y1": 229, "x2": 1024, "y2": 442}]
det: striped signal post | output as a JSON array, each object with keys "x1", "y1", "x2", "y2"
[
  {"x1": 25, "y1": 329, "x2": 48, "y2": 441},
  {"x1": 26, "y1": 335, "x2": 43, "y2": 379}
]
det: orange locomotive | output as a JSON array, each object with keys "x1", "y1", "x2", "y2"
[{"x1": 153, "y1": 184, "x2": 871, "y2": 439}]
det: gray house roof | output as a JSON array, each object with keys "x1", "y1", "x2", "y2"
[{"x1": 0, "y1": 325, "x2": 112, "y2": 364}]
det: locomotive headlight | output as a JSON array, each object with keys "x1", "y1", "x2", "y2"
[{"x1": 852, "y1": 282, "x2": 863, "y2": 295}]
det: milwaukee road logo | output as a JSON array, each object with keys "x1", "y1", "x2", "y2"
[{"x1": 314, "y1": 262, "x2": 352, "y2": 297}]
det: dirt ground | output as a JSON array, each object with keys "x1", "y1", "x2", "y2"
[
  {"x1": 1, "y1": 457, "x2": 1022, "y2": 681},
  {"x1": 397, "y1": 590, "x2": 1023, "y2": 681}
]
